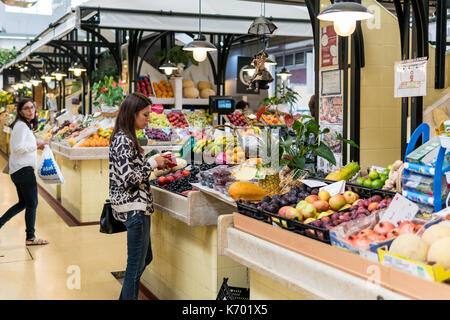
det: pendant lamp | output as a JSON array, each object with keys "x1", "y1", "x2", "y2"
[
  {"x1": 159, "y1": 61, "x2": 178, "y2": 76},
  {"x1": 69, "y1": 62, "x2": 87, "y2": 77},
  {"x1": 276, "y1": 68, "x2": 291, "y2": 81},
  {"x1": 317, "y1": 1, "x2": 373, "y2": 37},
  {"x1": 183, "y1": 0, "x2": 217, "y2": 62},
  {"x1": 51, "y1": 68, "x2": 67, "y2": 81},
  {"x1": 248, "y1": 0, "x2": 277, "y2": 36}
]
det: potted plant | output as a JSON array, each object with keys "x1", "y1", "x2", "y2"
[
  {"x1": 91, "y1": 75, "x2": 125, "y2": 109},
  {"x1": 260, "y1": 84, "x2": 301, "y2": 115},
  {"x1": 155, "y1": 46, "x2": 199, "y2": 77},
  {"x1": 278, "y1": 114, "x2": 359, "y2": 171}
]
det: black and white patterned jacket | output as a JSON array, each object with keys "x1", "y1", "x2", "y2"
[{"x1": 109, "y1": 131, "x2": 158, "y2": 221}]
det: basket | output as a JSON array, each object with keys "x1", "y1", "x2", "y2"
[{"x1": 216, "y1": 278, "x2": 250, "y2": 300}]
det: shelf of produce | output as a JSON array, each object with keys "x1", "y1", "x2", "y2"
[
  {"x1": 150, "y1": 186, "x2": 235, "y2": 226},
  {"x1": 217, "y1": 213, "x2": 450, "y2": 300},
  {"x1": 151, "y1": 98, "x2": 175, "y2": 105},
  {"x1": 190, "y1": 183, "x2": 236, "y2": 207},
  {"x1": 182, "y1": 98, "x2": 209, "y2": 106},
  {"x1": 50, "y1": 142, "x2": 183, "y2": 160}
]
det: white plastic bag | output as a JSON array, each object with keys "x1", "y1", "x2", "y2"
[{"x1": 38, "y1": 145, "x2": 65, "y2": 184}]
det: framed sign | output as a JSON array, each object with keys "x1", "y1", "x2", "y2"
[
  {"x1": 319, "y1": 95, "x2": 343, "y2": 125},
  {"x1": 321, "y1": 69, "x2": 341, "y2": 96},
  {"x1": 237, "y1": 56, "x2": 259, "y2": 94},
  {"x1": 320, "y1": 25, "x2": 338, "y2": 67},
  {"x1": 394, "y1": 57, "x2": 427, "y2": 98}
]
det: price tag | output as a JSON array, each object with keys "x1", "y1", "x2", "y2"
[
  {"x1": 379, "y1": 193, "x2": 418, "y2": 226},
  {"x1": 247, "y1": 114, "x2": 256, "y2": 120},
  {"x1": 319, "y1": 180, "x2": 346, "y2": 197},
  {"x1": 301, "y1": 179, "x2": 328, "y2": 188},
  {"x1": 162, "y1": 128, "x2": 171, "y2": 135}
]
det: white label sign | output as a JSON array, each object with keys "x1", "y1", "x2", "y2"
[
  {"x1": 379, "y1": 193, "x2": 419, "y2": 226},
  {"x1": 301, "y1": 179, "x2": 328, "y2": 188},
  {"x1": 394, "y1": 57, "x2": 427, "y2": 98},
  {"x1": 320, "y1": 180, "x2": 346, "y2": 197}
]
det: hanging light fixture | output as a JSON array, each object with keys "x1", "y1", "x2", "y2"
[
  {"x1": 248, "y1": 0, "x2": 278, "y2": 36},
  {"x1": 24, "y1": 80, "x2": 32, "y2": 88},
  {"x1": 30, "y1": 77, "x2": 42, "y2": 86},
  {"x1": 1, "y1": 0, "x2": 38, "y2": 8},
  {"x1": 183, "y1": 0, "x2": 217, "y2": 62},
  {"x1": 68, "y1": 62, "x2": 87, "y2": 77},
  {"x1": 51, "y1": 68, "x2": 67, "y2": 81},
  {"x1": 41, "y1": 72, "x2": 54, "y2": 83},
  {"x1": 317, "y1": 1, "x2": 373, "y2": 37},
  {"x1": 276, "y1": 67, "x2": 292, "y2": 81},
  {"x1": 17, "y1": 82, "x2": 24, "y2": 89},
  {"x1": 159, "y1": 61, "x2": 178, "y2": 76}
]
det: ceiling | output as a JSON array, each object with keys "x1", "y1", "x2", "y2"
[{"x1": 240, "y1": 0, "x2": 444, "y2": 17}]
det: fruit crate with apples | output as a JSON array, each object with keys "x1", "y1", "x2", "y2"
[
  {"x1": 236, "y1": 200, "x2": 334, "y2": 244},
  {"x1": 137, "y1": 76, "x2": 154, "y2": 97}
]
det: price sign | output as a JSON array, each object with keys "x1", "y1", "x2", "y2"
[
  {"x1": 320, "y1": 180, "x2": 346, "y2": 197},
  {"x1": 379, "y1": 193, "x2": 418, "y2": 226},
  {"x1": 301, "y1": 179, "x2": 328, "y2": 188}
]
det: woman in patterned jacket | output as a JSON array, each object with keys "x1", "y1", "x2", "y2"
[{"x1": 109, "y1": 92, "x2": 169, "y2": 300}]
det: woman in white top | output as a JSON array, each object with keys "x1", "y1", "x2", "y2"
[{"x1": 0, "y1": 99, "x2": 49, "y2": 245}]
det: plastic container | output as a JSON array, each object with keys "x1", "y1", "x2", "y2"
[{"x1": 216, "y1": 278, "x2": 249, "y2": 300}]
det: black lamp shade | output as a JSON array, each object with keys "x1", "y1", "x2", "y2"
[{"x1": 248, "y1": 16, "x2": 278, "y2": 36}]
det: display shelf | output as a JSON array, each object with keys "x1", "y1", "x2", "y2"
[
  {"x1": 190, "y1": 182, "x2": 236, "y2": 207},
  {"x1": 218, "y1": 213, "x2": 450, "y2": 300},
  {"x1": 182, "y1": 98, "x2": 209, "y2": 106},
  {"x1": 151, "y1": 98, "x2": 175, "y2": 105},
  {"x1": 150, "y1": 186, "x2": 236, "y2": 226}
]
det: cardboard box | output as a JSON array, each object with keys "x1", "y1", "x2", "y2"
[{"x1": 378, "y1": 250, "x2": 450, "y2": 283}]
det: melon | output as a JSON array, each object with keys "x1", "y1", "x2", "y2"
[
  {"x1": 421, "y1": 224, "x2": 450, "y2": 247},
  {"x1": 427, "y1": 237, "x2": 450, "y2": 269},
  {"x1": 182, "y1": 80, "x2": 195, "y2": 88},
  {"x1": 389, "y1": 233, "x2": 429, "y2": 262},
  {"x1": 200, "y1": 88, "x2": 215, "y2": 99},
  {"x1": 183, "y1": 87, "x2": 199, "y2": 98},
  {"x1": 198, "y1": 81, "x2": 212, "y2": 90},
  {"x1": 228, "y1": 181, "x2": 267, "y2": 201}
]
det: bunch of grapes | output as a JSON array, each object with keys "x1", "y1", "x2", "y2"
[{"x1": 144, "y1": 128, "x2": 173, "y2": 141}]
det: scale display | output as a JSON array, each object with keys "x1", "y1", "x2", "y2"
[{"x1": 209, "y1": 96, "x2": 235, "y2": 115}]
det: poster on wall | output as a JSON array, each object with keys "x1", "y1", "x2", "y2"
[
  {"x1": 319, "y1": 96, "x2": 343, "y2": 125},
  {"x1": 394, "y1": 57, "x2": 427, "y2": 98},
  {"x1": 320, "y1": 25, "x2": 338, "y2": 68},
  {"x1": 321, "y1": 69, "x2": 341, "y2": 96},
  {"x1": 237, "y1": 56, "x2": 259, "y2": 94}
]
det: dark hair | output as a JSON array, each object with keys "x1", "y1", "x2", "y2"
[
  {"x1": 111, "y1": 92, "x2": 152, "y2": 154},
  {"x1": 235, "y1": 100, "x2": 249, "y2": 110},
  {"x1": 308, "y1": 95, "x2": 315, "y2": 118},
  {"x1": 11, "y1": 98, "x2": 38, "y2": 130}
]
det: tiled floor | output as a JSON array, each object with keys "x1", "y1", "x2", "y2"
[{"x1": 0, "y1": 156, "x2": 151, "y2": 300}]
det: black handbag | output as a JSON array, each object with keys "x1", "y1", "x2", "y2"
[{"x1": 100, "y1": 200, "x2": 127, "y2": 234}]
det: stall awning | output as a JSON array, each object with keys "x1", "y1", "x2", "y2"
[{"x1": 0, "y1": 0, "x2": 312, "y2": 73}]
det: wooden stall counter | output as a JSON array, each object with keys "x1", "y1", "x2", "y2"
[{"x1": 217, "y1": 213, "x2": 450, "y2": 300}]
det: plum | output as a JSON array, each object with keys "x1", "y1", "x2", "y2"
[
  {"x1": 272, "y1": 195, "x2": 280, "y2": 201},
  {"x1": 280, "y1": 199, "x2": 289, "y2": 207},
  {"x1": 312, "y1": 220, "x2": 322, "y2": 228},
  {"x1": 262, "y1": 196, "x2": 271, "y2": 203},
  {"x1": 311, "y1": 188, "x2": 319, "y2": 195},
  {"x1": 266, "y1": 204, "x2": 278, "y2": 213}
]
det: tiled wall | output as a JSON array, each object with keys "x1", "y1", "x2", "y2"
[
  {"x1": 249, "y1": 269, "x2": 308, "y2": 300},
  {"x1": 59, "y1": 158, "x2": 109, "y2": 223},
  {"x1": 141, "y1": 210, "x2": 249, "y2": 300}
]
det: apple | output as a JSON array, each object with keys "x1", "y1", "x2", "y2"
[
  {"x1": 278, "y1": 206, "x2": 292, "y2": 217},
  {"x1": 343, "y1": 191, "x2": 359, "y2": 204},
  {"x1": 329, "y1": 194, "x2": 346, "y2": 211},
  {"x1": 301, "y1": 203, "x2": 316, "y2": 219},
  {"x1": 296, "y1": 200, "x2": 308, "y2": 211},
  {"x1": 313, "y1": 200, "x2": 329, "y2": 212},
  {"x1": 157, "y1": 177, "x2": 167, "y2": 185},
  {"x1": 285, "y1": 207, "x2": 302, "y2": 220},
  {"x1": 318, "y1": 190, "x2": 331, "y2": 201},
  {"x1": 305, "y1": 195, "x2": 319, "y2": 204}
]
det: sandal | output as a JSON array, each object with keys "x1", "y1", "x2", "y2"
[{"x1": 26, "y1": 238, "x2": 49, "y2": 246}]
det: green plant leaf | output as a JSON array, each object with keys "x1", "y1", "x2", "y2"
[
  {"x1": 292, "y1": 156, "x2": 306, "y2": 170},
  {"x1": 336, "y1": 134, "x2": 360, "y2": 149},
  {"x1": 314, "y1": 142, "x2": 336, "y2": 165}
]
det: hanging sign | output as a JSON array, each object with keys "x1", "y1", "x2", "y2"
[
  {"x1": 394, "y1": 57, "x2": 427, "y2": 98},
  {"x1": 320, "y1": 25, "x2": 338, "y2": 67}
]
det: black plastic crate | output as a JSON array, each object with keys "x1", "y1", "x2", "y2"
[
  {"x1": 309, "y1": 177, "x2": 397, "y2": 198},
  {"x1": 216, "y1": 278, "x2": 250, "y2": 300},
  {"x1": 237, "y1": 200, "x2": 332, "y2": 244}
]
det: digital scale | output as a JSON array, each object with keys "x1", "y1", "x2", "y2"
[{"x1": 209, "y1": 96, "x2": 235, "y2": 126}]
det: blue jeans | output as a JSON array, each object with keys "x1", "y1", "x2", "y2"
[
  {"x1": 0, "y1": 166, "x2": 38, "y2": 240},
  {"x1": 119, "y1": 212, "x2": 152, "y2": 300}
]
